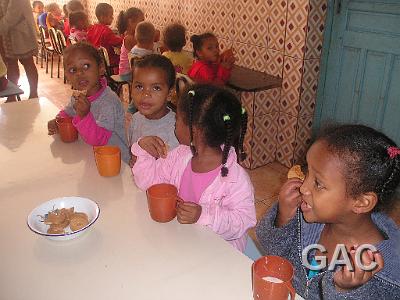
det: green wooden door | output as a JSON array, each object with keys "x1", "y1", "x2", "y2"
[{"x1": 314, "y1": 0, "x2": 400, "y2": 143}]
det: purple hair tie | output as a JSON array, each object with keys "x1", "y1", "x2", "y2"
[{"x1": 387, "y1": 146, "x2": 400, "y2": 159}]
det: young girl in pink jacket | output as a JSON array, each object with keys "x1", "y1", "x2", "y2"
[
  {"x1": 47, "y1": 42, "x2": 129, "y2": 162},
  {"x1": 131, "y1": 84, "x2": 256, "y2": 252}
]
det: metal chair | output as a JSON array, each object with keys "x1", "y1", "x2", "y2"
[
  {"x1": 48, "y1": 28, "x2": 63, "y2": 78},
  {"x1": 98, "y1": 46, "x2": 131, "y2": 101},
  {"x1": 56, "y1": 30, "x2": 67, "y2": 83},
  {"x1": 38, "y1": 25, "x2": 53, "y2": 70}
]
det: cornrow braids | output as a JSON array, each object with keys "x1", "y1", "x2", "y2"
[
  {"x1": 238, "y1": 107, "x2": 248, "y2": 161},
  {"x1": 188, "y1": 90, "x2": 196, "y2": 155},
  {"x1": 221, "y1": 114, "x2": 233, "y2": 177}
]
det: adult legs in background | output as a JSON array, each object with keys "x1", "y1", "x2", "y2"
[
  {"x1": 19, "y1": 56, "x2": 38, "y2": 99},
  {"x1": 4, "y1": 56, "x2": 38, "y2": 102}
]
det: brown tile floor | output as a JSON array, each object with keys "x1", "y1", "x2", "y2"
[{"x1": 4, "y1": 59, "x2": 398, "y2": 242}]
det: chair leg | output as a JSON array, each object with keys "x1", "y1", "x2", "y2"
[
  {"x1": 45, "y1": 52, "x2": 49, "y2": 74},
  {"x1": 50, "y1": 53, "x2": 54, "y2": 78},
  {"x1": 57, "y1": 55, "x2": 60, "y2": 78}
]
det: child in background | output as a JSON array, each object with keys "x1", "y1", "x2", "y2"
[
  {"x1": 116, "y1": 7, "x2": 144, "y2": 81},
  {"x1": 130, "y1": 21, "x2": 156, "y2": 58},
  {"x1": 32, "y1": 1, "x2": 44, "y2": 33},
  {"x1": 45, "y1": 3, "x2": 64, "y2": 31},
  {"x1": 127, "y1": 54, "x2": 179, "y2": 155},
  {"x1": 131, "y1": 84, "x2": 256, "y2": 252},
  {"x1": 256, "y1": 124, "x2": 400, "y2": 299},
  {"x1": 188, "y1": 32, "x2": 235, "y2": 85},
  {"x1": 63, "y1": 0, "x2": 85, "y2": 37},
  {"x1": 47, "y1": 42, "x2": 129, "y2": 162},
  {"x1": 162, "y1": 23, "x2": 193, "y2": 74},
  {"x1": 87, "y1": 3, "x2": 123, "y2": 71},
  {"x1": 69, "y1": 11, "x2": 89, "y2": 42}
]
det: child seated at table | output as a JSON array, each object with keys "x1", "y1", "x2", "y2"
[
  {"x1": 47, "y1": 42, "x2": 129, "y2": 162},
  {"x1": 256, "y1": 124, "x2": 400, "y2": 299},
  {"x1": 131, "y1": 84, "x2": 256, "y2": 252},
  {"x1": 188, "y1": 32, "x2": 235, "y2": 86},
  {"x1": 44, "y1": 2, "x2": 64, "y2": 31},
  {"x1": 127, "y1": 54, "x2": 179, "y2": 154},
  {"x1": 162, "y1": 23, "x2": 193, "y2": 74},
  {"x1": 130, "y1": 21, "x2": 157, "y2": 58},
  {"x1": 87, "y1": 3, "x2": 123, "y2": 72},
  {"x1": 32, "y1": 1, "x2": 44, "y2": 34},
  {"x1": 63, "y1": 0, "x2": 85, "y2": 37},
  {"x1": 116, "y1": 7, "x2": 144, "y2": 81},
  {"x1": 69, "y1": 10, "x2": 89, "y2": 42}
]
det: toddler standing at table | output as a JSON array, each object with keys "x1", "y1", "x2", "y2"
[
  {"x1": 87, "y1": 3, "x2": 123, "y2": 71},
  {"x1": 47, "y1": 42, "x2": 129, "y2": 162},
  {"x1": 116, "y1": 7, "x2": 144, "y2": 81},
  {"x1": 188, "y1": 32, "x2": 235, "y2": 86},
  {"x1": 256, "y1": 124, "x2": 400, "y2": 299},
  {"x1": 162, "y1": 23, "x2": 193, "y2": 74},
  {"x1": 131, "y1": 84, "x2": 256, "y2": 252},
  {"x1": 127, "y1": 54, "x2": 179, "y2": 155}
]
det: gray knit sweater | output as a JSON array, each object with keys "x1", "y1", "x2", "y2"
[
  {"x1": 63, "y1": 86, "x2": 129, "y2": 163},
  {"x1": 256, "y1": 203, "x2": 400, "y2": 299}
]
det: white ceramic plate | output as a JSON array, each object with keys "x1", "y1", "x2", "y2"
[{"x1": 27, "y1": 196, "x2": 100, "y2": 241}]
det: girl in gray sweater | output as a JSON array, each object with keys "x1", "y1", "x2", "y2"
[{"x1": 257, "y1": 124, "x2": 400, "y2": 299}]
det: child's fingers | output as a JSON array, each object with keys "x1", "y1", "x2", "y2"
[{"x1": 373, "y1": 251, "x2": 384, "y2": 273}]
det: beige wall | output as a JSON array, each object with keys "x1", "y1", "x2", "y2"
[{"x1": 40, "y1": 0, "x2": 328, "y2": 168}]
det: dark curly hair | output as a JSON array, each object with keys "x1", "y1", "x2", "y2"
[
  {"x1": 63, "y1": 42, "x2": 103, "y2": 67},
  {"x1": 66, "y1": 0, "x2": 84, "y2": 13},
  {"x1": 316, "y1": 124, "x2": 400, "y2": 212},
  {"x1": 134, "y1": 54, "x2": 176, "y2": 89},
  {"x1": 163, "y1": 23, "x2": 186, "y2": 52},
  {"x1": 178, "y1": 84, "x2": 248, "y2": 177},
  {"x1": 190, "y1": 32, "x2": 216, "y2": 59},
  {"x1": 116, "y1": 7, "x2": 144, "y2": 35},
  {"x1": 69, "y1": 11, "x2": 88, "y2": 28},
  {"x1": 95, "y1": 3, "x2": 112, "y2": 19}
]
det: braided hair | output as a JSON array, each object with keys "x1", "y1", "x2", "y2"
[
  {"x1": 116, "y1": 7, "x2": 144, "y2": 35},
  {"x1": 178, "y1": 84, "x2": 248, "y2": 177},
  {"x1": 317, "y1": 124, "x2": 400, "y2": 212}
]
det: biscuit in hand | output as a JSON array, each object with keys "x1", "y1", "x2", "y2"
[{"x1": 287, "y1": 165, "x2": 305, "y2": 180}]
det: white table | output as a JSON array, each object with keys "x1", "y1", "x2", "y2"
[{"x1": 0, "y1": 98, "x2": 255, "y2": 300}]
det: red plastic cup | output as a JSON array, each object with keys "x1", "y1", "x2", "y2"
[
  {"x1": 146, "y1": 183, "x2": 178, "y2": 223},
  {"x1": 252, "y1": 256, "x2": 296, "y2": 300},
  {"x1": 56, "y1": 117, "x2": 78, "y2": 143}
]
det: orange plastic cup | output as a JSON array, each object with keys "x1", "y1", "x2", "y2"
[
  {"x1": 146, "y1": 183, "x2": 178, "y2": 223},
  {"x1": 93, "y1": 146, "x2": 121, "y2": 177},
  {"x1": 252, "y1": 256, "x2": 296, "y2": 300},
  {"x1": 56, "y1": 117, "x2": 78, "y2": 143}
]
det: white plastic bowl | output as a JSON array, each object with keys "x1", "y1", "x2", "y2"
[{"x1": 27, "y1": 196, "x2": 100, "y2": 241}]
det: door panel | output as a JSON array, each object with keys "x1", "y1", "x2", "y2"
[{"x1": 315, "y1": 0, "x2": 400, "y2": 143}]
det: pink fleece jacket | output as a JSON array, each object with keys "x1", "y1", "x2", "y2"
[
  {"x1": 58, "y1": 78, "x2": 112, "y2": 145},
  {"x1": 131, "y1": 143, "x2": 257, "y2": 252}
]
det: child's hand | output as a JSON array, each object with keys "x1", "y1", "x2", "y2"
[
  {"x1": 334, "y1": 246, "x2": 384, "y2": 291},
  {"x1": 48, "y1": 118, "x2": 58, "y2": 135},
  {"x1": 176, "y1": 197, "x2": 202, "y2": 224},
  {"x1": 73, "y1": 94, "x2": 90, "y2": 118},
  {"x1": 129, "y1": 155, "x2": 137, "y2": 168},
  {"x1": 276, "y1": 178, "x2": 303, "y2": 227},
  {"x1": 138, "y1": 136, "x2": 168, "y2": 159}
]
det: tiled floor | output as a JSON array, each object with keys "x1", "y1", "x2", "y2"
[{"x1": 3, "y1": 59, "x2": 398, "y2": 244}]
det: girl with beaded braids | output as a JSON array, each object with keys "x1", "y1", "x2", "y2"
[
  {"x1": 257, "y1": 124, "x2": 400, "y2": 299},
  {"x1": 131, "y1": 84, "x2": 256, "y2": 252}
]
